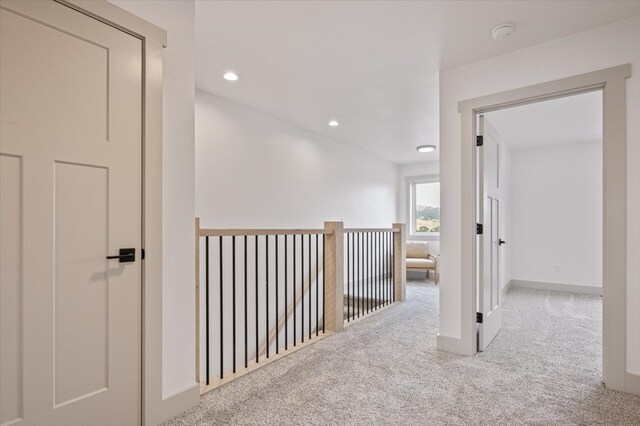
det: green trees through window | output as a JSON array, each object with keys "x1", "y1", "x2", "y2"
[{"x1": 414, "y1": 181, "x2": 440, "y2": 233}]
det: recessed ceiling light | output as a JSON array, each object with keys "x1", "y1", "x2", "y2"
[
  {"x1": 416, "y1": 145, "x2": 436, "y2": 153},
  {"x1": 491, "y1": 23, "x2": 514, "y2": 40},
  {"x1": 223, "y1": 71, "x2": 239, "y2": 81},
  {"x1": 328, "y1": 120, "x2": 339, "y2": 127}
]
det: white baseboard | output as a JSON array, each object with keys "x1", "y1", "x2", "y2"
[
  {"x1": 501, "y1": 280, "x2": 513, "y2": 298},
  {"x1": 510, "y1": 279, "x2": 602, "y2": 296},
  {"x1": 626, "y1": 372, "x2": 640, "y2": 395},
  {"x1": 160, "y1": 383, "x2": 200, "y2": 424},
  {"x1": 436, "y1": 333, "x2": 473, "y2": 356}
]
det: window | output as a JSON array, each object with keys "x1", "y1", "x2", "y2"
[{"x1": 407, "y1": 176, "x2": 440, "y2": 237}]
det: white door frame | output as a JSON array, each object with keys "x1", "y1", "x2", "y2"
[
  {"x1": 458, "y1": 64, "x2": 631, "y2": 393},
  {"x1": 55, "y1": 1, "x2": 167, "y2": 424}
]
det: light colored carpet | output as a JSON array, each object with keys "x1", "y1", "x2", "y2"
[{"x1": 164, "y1": 280, "x2": 640, "y2": 425}]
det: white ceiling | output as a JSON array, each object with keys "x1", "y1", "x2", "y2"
[
  {"x1": 484, "y1": 90, "x2": 602, "y2": 150},
  {"x1": 195, "y1": 1, "x2": 639, "y2": 164}
]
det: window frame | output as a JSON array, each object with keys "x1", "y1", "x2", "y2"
[{"x1": 406, "y1": 174, "x2": 440, "y2": 240}]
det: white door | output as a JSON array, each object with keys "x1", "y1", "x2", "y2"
[
  {"x1": 0, "y1": 1, "x2": 142, "y2": 425},
  {"x1": 477, "y1": 115, "x2": 502, "y2": 351}
]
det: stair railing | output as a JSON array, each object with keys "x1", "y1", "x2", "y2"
[{"x1": 195, "y1": 220, "x2": 406, "y2": 394}]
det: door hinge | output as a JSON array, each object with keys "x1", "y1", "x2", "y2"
[
  {"x1": 141, "y1": 248, "x2": 145, "y2": 260},
  {"x1": 476, "y1": 135, "x2": 483, "y2": 146},
  {"x1": 477, "y1": 312, "x2": 483, "y2": 323},
  {"x1": 476, "y1": 223, "x2": 483, "y2": 235}
]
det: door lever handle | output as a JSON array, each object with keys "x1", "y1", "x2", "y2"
[
  {"x1": 499, "y1": 239, "x2": 507, "y2": 246},
  {"x1": 106, "y1": 248, "x2": 135, "y2": 263}
]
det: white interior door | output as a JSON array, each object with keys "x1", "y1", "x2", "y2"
[
  {"x1": 0, "y1": 1, "x2": 142, "y2": 425},
  {"x1": 477, "y1": 115, "x2": 502, "y2": 351}
]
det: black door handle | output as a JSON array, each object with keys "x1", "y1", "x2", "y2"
[
  {"x1": 499, "y1": 239, "x2": 507, "y2": 246},
  {"x1": 106, "y1": 248, "x2": 135, "y2": 263}
]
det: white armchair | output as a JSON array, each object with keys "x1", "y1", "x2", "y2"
[{"x1": 406, "y1": 241, "x2": 438, "y2": 284}]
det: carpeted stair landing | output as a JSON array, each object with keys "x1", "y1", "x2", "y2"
[{"x1": 164, "y1": 280, "x2": 640, "y2": 425}]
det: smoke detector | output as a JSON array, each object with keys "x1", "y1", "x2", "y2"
[{"x1": 491, "y1": 23, "x2": 514, "y2": 40}]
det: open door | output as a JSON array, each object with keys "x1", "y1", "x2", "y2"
[{"x1": 477, "y1": 115, "x2": 503, "y2": 351}]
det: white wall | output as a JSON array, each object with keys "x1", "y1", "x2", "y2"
[
  {"x1": 108, "y1": 0, "x2": 196, "y2": 400},
  {"x1": 500, "y1": 143, "x2": 513, "y2": 291},
  {"x1": 438, "y1": 16, "x2": 640, "y2": 373},
  {"x1": 397, "y1": 161, "x2": 440, "y2": 255},
  {"x1": 194, "y1": 92, "x2": 398, "y2": 382},
  {"x1": 508, "y1": 142, "x2": 602, "y2": 288},
  {"x1": 195, "y1": 92, "x2": 398, "y2": 228}
]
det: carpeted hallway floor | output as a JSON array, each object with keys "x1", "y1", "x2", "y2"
[{"x1": 164, "y1": 280, "x2": 640, "y2": 425}]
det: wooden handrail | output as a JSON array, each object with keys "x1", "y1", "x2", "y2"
[
  {"x1": 343, "y1": 227, "x2": 400, "y2": 233},
  {"x1": 199, "y1": 228, "x2": 332, "y2": 237}
]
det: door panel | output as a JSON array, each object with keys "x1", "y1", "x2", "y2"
[
  {"x1": 485, "y1": 134, "x2": 499, "y2": 188},
  {"x1": 0, "y1": 155, "x2": 23, "y2": 426},
  {"x1": 0, "y1": 1, "x2": 142, "y2": 424},
  {"x1": 492, "y1": 198, "x2": 499, "y2": 309},
  {"x1": 478, "y1": 116, "x2": 502, "y2": 351},
  {"x1": 54, "y1": 162, "x2": 109, "y2": 407},
  {"x1": 0, "y1": 5, "x2": 108, "y2": 140}
]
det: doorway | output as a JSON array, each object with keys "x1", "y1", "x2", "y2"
[
  {"x1": 405, "y1": 174, "x2": 440, "y2": 288},
  {"x1": 458, "y1": 65, "x2": 630, "y2": 392},
  {"x1": 476, "y1": 90, "x2": 603, "y2": 363}
]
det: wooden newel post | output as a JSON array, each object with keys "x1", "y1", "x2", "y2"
[
  {"x1": 324, "y1": 221, "x2": 344, "y2": 332},
  {"x1": 393, "y1": 223, "x2": 406, "y2": 302}
]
